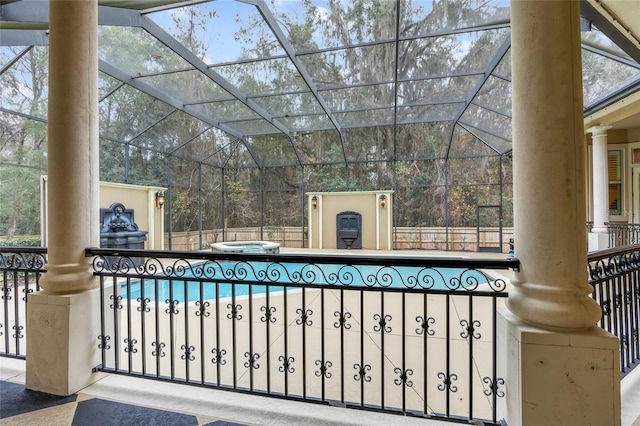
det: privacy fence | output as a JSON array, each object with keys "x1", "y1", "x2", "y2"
[{"x1": 167, "y1": 227, "x2": 515, "y2": 253}]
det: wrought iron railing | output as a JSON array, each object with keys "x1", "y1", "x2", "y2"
[
  {"x1": 588, "y1": 244, "x2": 640, "y2": 377},
  {"x1": 0, "y1": 247, "x2": 47, "y2": 358},
  {"x1": 6, "y1": 244, "x2": 637, "y2": 416},
  {"x1": 607, "y1": 222, "x2": 640, "y2": 248},
  {"x1": 86, "y1": 247, "x2": 518, "y2": 425}
]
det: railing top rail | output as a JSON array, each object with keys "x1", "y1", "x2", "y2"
[
  {"x1": 85, "y1": 247, "x2": 520, "y2": 271},
  {"x1": 587, "y1": 243, "x2": 640, "y2": 262},
  {"x1": 604, "y1": 222, "x2": 640, "y2": 226},
  {"x1": 0, "y1": 247, "x2": 48, "y2": 270},
  {"x1": 0, "y1": 246, "x2": 48, "y2": 254}
]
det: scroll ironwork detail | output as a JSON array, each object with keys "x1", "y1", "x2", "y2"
[
  {"x1": 353, "y1": 363, "x2": 372, "y2": 382},
  {"x1": 438, "y1": 372, "x2": 458, "y2": 392},
  {"x1": 211, "y1": 348, "x2": 227, "y2": 365},
  {"x1": 315, "y1": 360, "x2": 332, "y2": 378},
  {"x1": 394, "y1": 367, "x2": 414, "y2": 387}
]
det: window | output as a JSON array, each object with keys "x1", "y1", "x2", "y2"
[{"x1": 609, "y1": 150, "x2": 622, "y2": 215}]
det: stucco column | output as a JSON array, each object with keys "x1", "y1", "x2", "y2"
[
  {"x1": 26, "y1": 0, "x2": 100, "y2": 396},
  {"x1": 588, "y1": 125, "x2": 613, "y2": 249},
  {"x1": 508, "y1": 0, "x2": 600, "y2": 331},
  {"x1": 42, "y1": 0, "x2": 100, "y2": 289},
  {"x1": 499, "y1": 2, "x2": 620, "y2": 425}
]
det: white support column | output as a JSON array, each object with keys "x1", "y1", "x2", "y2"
[
  {"x1": 26, "y1": 0, "x2": 100, "y2": 396},
  {"x1": 588, "y1": 125, "x2": 612, "y2": 250},
  {"x1": 500, "y1": 2, "x2": 620, "y2": 425},
  {"x1": 318, "y1": 195, "x2": 323, "y2": 248},
  {"x1": 508, "y1": 1, "x2": 600, "y2": 331}
]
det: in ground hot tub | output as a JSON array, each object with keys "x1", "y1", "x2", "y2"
[{"x1": 211, "y1": 241, "x2": 280, "y2": 254}]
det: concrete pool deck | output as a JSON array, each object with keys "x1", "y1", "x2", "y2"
[{"x1": 98, "y1": 281, "x2": 506, "y2": 419}]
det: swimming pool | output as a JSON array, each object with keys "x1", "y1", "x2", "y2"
[{"x1": 121, "y1": 260, "x2": 494, "y2": 303}]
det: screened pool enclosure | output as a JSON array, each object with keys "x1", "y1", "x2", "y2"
[{"x1": 1, "y1": 0, "x2": 639, "y2": 250}]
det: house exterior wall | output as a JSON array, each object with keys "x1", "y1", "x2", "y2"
[{"x1": 586, "y1": 127, "x2": 640, "y2": 226}]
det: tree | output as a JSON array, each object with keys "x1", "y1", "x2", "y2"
[{"x1": 0, "y1": 47, "x2": 48, "y2": 237}]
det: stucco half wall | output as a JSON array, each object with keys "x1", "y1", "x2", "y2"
[
  {"x1": 307, "y1": 191, "x2": 393, "y2": 250},
  {"x1": 41, "y1": 177, "x2": 165, "y2": 250}
]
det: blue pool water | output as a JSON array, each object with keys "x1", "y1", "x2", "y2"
[
  {"x1": 121, "y1": 261, "x2": 491, "y2": 303},
  {"x1": 123, "y1": 280, "x2": 269, "y2": 303}
]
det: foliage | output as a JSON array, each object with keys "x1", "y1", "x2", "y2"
[
  {"x1": 0, "y1": 1, "x2": 516, "y2": 237},
  {"x1": 0, "y1": 237, "x2": 42, "y2": 247},
  {"x1": 0, "y1": 47, "x2": 48, "y2": 238},
  {"x1": 8, "y1": 0, "x2": 634, "y2": 240}
]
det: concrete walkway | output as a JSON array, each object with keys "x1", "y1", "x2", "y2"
[
  {"x1": 1, "y1": 357, "x2": 448, "y2": 426},
  {"x1": 2, "y1": 357, "x2": 639, "y2": 425}
]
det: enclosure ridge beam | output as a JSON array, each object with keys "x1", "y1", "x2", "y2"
[
  {"x1": 131, "y1": 66, "x2": 198, "y2": 79},
  {"x1": 231, "y1": 115, "x2": 462, "y2": 135},
  {"x1": 209, "y1": 53, "x2": 289, "y2": 67},
  {"x1": 201, "y1": 66, "x2": 483, "y2": 91}
]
